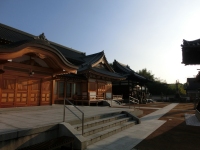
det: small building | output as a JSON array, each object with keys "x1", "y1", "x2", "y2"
[
  {"x1": 55, "y1": 51, "x2": 125, "y2": 105},
  {"x1": 181, "y1": 38, "x2": 200, "y2": 118},
  {"x1": 112, "y1": 60, "x2": 149, "y2": 102},
  {"x1": 181, "y1": 39, "x2": 200, "y2": 101},
  {"x1": 185, "y1": 78, "x2": 200, "y2": 101}
]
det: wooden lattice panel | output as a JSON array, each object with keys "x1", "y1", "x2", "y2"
[
  {"x1": 16, "y1": 93, "x2": 27, "y2": 102},
  {"x1": 41, "y1": 93, "x2": 50, "y2": 102},
  {"x1": 1, "y1": 92, "x2": 14, "y2": 102},
  {"x1": 30, "y1": 93, "x2": 40, "y2": 102}
]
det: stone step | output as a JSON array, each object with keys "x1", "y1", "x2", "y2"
[
  {"x1": 74, "y1": 114, "x2": 127, "y2": 131},
  {"x1": 69, "y1": 111, "x2": 122, "y2": 125},
  {"x1": 83, "y1": 117, "x2": 133, "y2": 136},
  {"x1": 85, "y1": 121, "x2": 136, "y2": 146}
]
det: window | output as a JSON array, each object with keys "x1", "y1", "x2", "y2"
[
  {"x1": 58, "y1": 81, "x2": 64, "y2": 98},
  {"x1": 17, "y1": 79, "x2": 28, "y2": 90},
  {"x1": 76, "y1": 83, "x2": 81, "y2": 95},
  {"x1": 3, "y1": 78, "x2": 15, "y2": 90},
  {"x1": 66, "y1": 83, "x2": 76, "y2": 98},
  {"x1": 98, "y1": 83, "x2": 105, "y2": 93}
]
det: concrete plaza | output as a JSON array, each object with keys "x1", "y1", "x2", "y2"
[{"x1": 0, "y1": 103, "x2": 178, "y2": 150}]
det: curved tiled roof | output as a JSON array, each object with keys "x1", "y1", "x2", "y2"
[
  {"x1": 182, "y1": 39, "x2": 200, "y2": 47},
  {"x1": 0, "y1": 23, "x2": 124, "y2": 80},
  {"x1": 113, "y1": 60, "x2": 149, "y2": 82},
  {"x1": 0, "y1": 23, "x2": 85, "y2": 61},
  {"x1": 78, "y1": 51, "x2": 114, "y2": 72},
  {"x1": 0, "y1": 39, "x2": 78, "y2": 72},
  {"x1": 91, "y1": 68, "x2": 125, "y2": 79},
  {"x1": 0, "y1": 23, "x2": 34, "y2": 42},
  {"x1": 81, "y1": 51, "x2": 104, "y2": 67},
  {"x1": 181, "y1": 38, "x2": 200, "y2": 65}
]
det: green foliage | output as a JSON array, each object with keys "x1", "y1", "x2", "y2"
[
  {"x1": 137, "y1": 68, "x2": 186, "y2": 96},
  {"x1": 138, "y1": 68, "x2": 154, "y2": 81}
]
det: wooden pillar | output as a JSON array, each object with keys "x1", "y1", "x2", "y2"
[
  {"x1": 14, "y1": 76, "x2": 17, "y2": 107},
  {"x1": 64, "y1": 79, "x2": 67, "y2": 98},
  {"x1": 51, "y1": 79, "x2": 55, "y2": 104},
  {"x1": 0, "y1": 71, "x2": 2, "y2": 108}
]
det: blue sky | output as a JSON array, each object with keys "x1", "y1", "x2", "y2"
[{"x1": 1, "y1": 0, "x2": 200, "y2": 83}]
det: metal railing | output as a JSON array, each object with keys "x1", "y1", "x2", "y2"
[
  {"x1": 129, "y1": 96, "x2": 139, "y2": 110},
  {"x1": 63, "y1": 98, "x2": 84, "y2": 135}
]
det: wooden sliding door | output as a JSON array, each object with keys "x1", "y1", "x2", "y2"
[
  {"x1": 1, "y1": 76, "x2": 16, "y2": 107},
  {"x1": 29, "y1": 79, "x2": 40, "y2": 106},
  {"x1": 16, "y1": 77, "x2": 28, "y2": 106},
  {"x1": 41, "y1": 80, "x2": 52, "y2": 105}
]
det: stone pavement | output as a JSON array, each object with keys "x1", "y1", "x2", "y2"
[
  {"x1": 86, "y1": 103, "x2": 179, "y2": 150},
  {"x1": 0, "y1": 105, "x2": 134, "y2": 134},
  {"x1": 0, "y1": 103, "x2": 178, "y2": 150}
]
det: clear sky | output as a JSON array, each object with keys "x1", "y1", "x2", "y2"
[{"x1": 1, "y1": 0, "x2": 200, "y2": 84}]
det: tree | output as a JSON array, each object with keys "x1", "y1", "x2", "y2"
[
  {"x1": 138, "y1": 68, "x2": 155, "y2": 81},
  {"x1": 137, "y1": 68, "x2": 186, "y2": 96}
]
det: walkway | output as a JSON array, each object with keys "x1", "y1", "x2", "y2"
[
  {"x1": 0, "y1": 103, "x2": 178, "y2": 150},
  {"x1": 86, "y1": 103, "x2": 179, "y2": 150}
]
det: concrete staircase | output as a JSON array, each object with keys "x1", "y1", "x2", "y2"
[{"x1": 69, "y1": 111, "x2": 140, "y2": 147}]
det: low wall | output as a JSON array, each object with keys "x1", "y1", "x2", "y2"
[
  {"x1": 0, "y1": 124, "x2": 59, "y2": 150},
  {"x1": 195, "y1": 101, "x2": 200, "y2": 122},
  {"x1": 0, "y1": 123, "x2": 87, "y2": 150}
]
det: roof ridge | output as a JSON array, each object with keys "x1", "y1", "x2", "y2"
[
  {"x1": 114, "y1": 59, "x2": 128, "y2": 67},
  {"x1": 50, "y1": 41, "x2": 85, "y2": 55},
  {"x1": 114, "y1": 59, "x2": 135, "y2": 73},
  {"x1": 81, "y1": 51, "x2": 104, "y2": 67},
  {"x1": 85, "y1": 51, "x2": 104, "y2": 57},
  {"x1": 0, "y1": 23, "x2": 35, "y2": 39},
  {"x1": 0, "y1": 23, "x2": 85, "y2": 55}
]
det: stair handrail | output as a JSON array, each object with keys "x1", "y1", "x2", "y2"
[
  {"x1": 129, "y1": 96, "x2": 132, "y2": 109},
  {"x1": 129, "y1": 96, "x2": 140, "y2": 110},
  {"x1": 63, "y1": 98, "x2": 84, "y2": 135}
]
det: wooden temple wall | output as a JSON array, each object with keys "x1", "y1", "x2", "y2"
[
  {"x1": 54, "y1": 78, "x2": 112, "y2": 103},
  {"x1": 53, "y1": 79, "x2": 88, "y2": 103},
  {"x1": 88, "y1": 79, "x2": 112, "y2": 100},
  {"x1": 0, "y1": 64, "x2": 53, "y2": 108}
]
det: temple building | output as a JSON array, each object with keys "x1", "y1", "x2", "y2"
[
  {"x1": 112, "y1": 60, "x2": 150, "y2": 102},
  {"x1": 181, "y1": 38, "x2": 200, "y2": 121},
  {"x1": 0, "y1": 23, "x2": 124, "y2": 107},
  {"x1": 0, "y1": 23, "x2": 78, "y2": 107},
  {"x1": 56, "y1": 51, "x2": 125, "y2": 105}
]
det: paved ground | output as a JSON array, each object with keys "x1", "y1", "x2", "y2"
[
  {"x1": 0, "y1": 105, "x2": 134, "y2": 134},
  {"x1": 0, "y1": 103, "x2": 179, "y2": 150},
  {"x1": 86, "y1": 103, "x2": 178, "y2": 150},
  {"x1": 134, "y1": 103, "x2": 200, "y2": 150}
]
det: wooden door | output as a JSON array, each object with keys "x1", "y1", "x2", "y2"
[
  {"x1": 1, "y1": 76, "x2": 15, "y2": 107},
  {"x1": 16, "y1": 78, "x2": 28, "y2": 106},
  {"x1": 41, "y1": 80, "x2": 52, "y2": 105},
  {"x1": 29, "y1": 79, "x2": 40, "y2": 106},
  {"x1": 97, "y1": 82, "x2": 105, "y2": 98}
]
